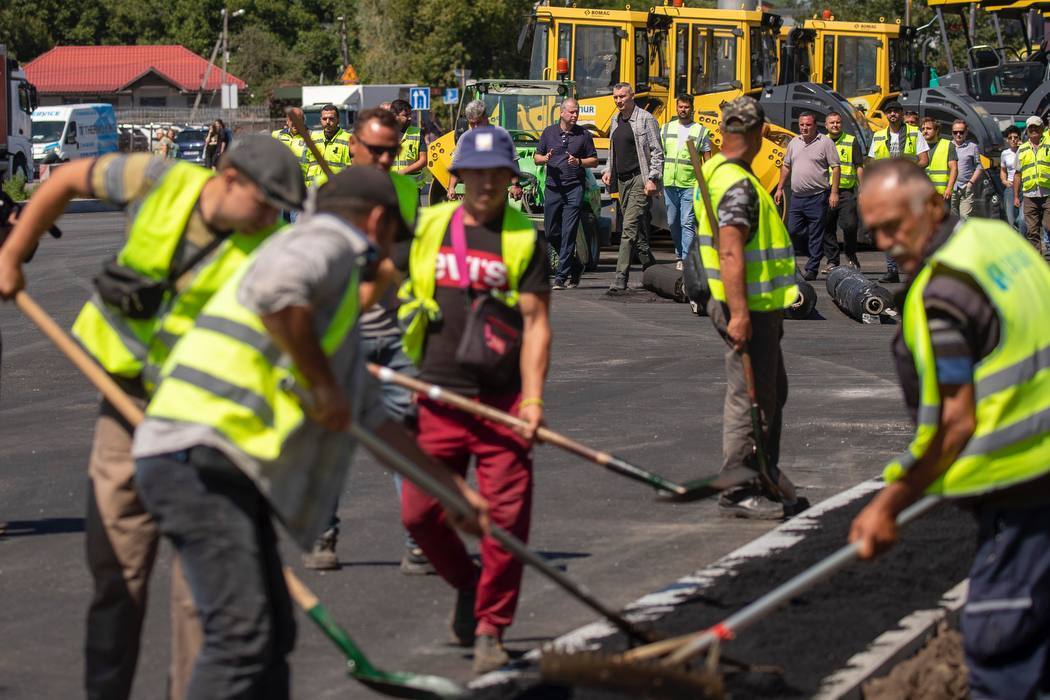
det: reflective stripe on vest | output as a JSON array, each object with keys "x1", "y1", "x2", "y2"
[
  {"x1": 146, "y1": 249, "x2": 362, "y2": 462},
  {"x1": 832, "y1": 133, "x2": 857, "y2": 190},
  {"x1": 691, "y1": 154, "x2": 799, "y2": 311},
  {"x1": 398, "y1": 201, "x2": 536, "y2": 365},
  {"x1": 71, "y1": 162, "x2": 213, "y2": 378},
  {"x1": 883, "y1": 218, "x2": 1050, "y2": 497},
  {"x1": 272, "y1": 129, "x2": 306, "y2": 162},
  {"x1": 396, "y1": 127, "x2": 424, "y2": 183},
  {"x1": 926, "y1": 139, "x2": 951, "y2": 194},
  {"x1": 871, "y1": 125, "x2": 921, "y2": 161},
  {"x1": 302, "y1": 129, "x2": 353, "y2": 187},
  {"x1": 1017, "y1": 141, "x2": 1050, "y2": 192},
  {"x1": 661, "y1": 120, "x2": 708, "y2": 188}
]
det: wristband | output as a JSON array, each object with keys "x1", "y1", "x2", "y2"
[{"x1": 519, "y1": 397, "x2": 544, "y2": 409}]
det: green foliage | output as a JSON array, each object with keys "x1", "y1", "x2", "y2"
[{"x1": 2, "y1": 174, "x2": 29, "y2": 203}]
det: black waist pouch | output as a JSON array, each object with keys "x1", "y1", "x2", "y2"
[
  {"x1": 455, "y1": 295, "x2": 523, "y2": 387},
  {"x1": 94, "y1": 260, "x2": 169, "y2": 319}
]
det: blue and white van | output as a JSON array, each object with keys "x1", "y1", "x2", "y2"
[{"x1": 32, "y1": 104, "x2": 119, "y2": 171}]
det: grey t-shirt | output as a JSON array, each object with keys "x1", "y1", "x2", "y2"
[
  {"x1": 133, "y1": 213, "x2": 384, "y2": 547},
  {"x1": 953, "y1": 140, "x2": 982, "y2": 190},
  {"x1": 784, "y1": 133, "x2": 840, "y2": 196}
]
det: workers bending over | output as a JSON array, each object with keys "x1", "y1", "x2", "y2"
[
  {"x1": 397, "y1": 126, "x2": 552, "y2": 673},
  {"x1": 692, "y1": 96, "x2": 807, "y2": 520},
  {"x1": 132, "y1": 167, "x2": 489, "y2": 697},
  {"x1": 0, "y1": 136, "x2": 303, "y2": 699},
  {"x1": 851, "y1": 159, "x2": 1050, "y2": 700}
]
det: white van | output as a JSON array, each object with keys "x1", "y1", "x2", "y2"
[{"x1": 32, "y1": 104, "x2": 119, "y2": 171}]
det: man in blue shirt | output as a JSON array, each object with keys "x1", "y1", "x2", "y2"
[{"x1": 535, "y1": 99, "x2": 598, "y2": 289}]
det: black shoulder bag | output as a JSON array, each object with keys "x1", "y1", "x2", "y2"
[
  {"x1": 449, "y1": 207, "x2": 524, "y2": 387},
  {"x1": 94, "y1": 233, "x2": 228, "y2": 320}
]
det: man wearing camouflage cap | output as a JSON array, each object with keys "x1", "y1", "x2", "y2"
[
  {"x1": 0, "y1": 134, "x2": 303, "y2": 699},
  {"x1": 688, "y1": 96, "x2": 808, "y2": 520}
]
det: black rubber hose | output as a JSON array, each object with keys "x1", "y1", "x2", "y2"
[{"x1": 826, "y1": 266, "x2": 894, "y2": 321}]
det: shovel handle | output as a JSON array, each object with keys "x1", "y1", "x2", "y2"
[
  {"x1": 283, "y1": 567, "x2": 319, "y2": 611},
  {"x1": 15, "y1": 290, "x2": 145, "y2": 427},
  {"x1": 367, "y1": 364, "x2": 686, "y2": 495},
  {"x1": 286, "y1": 107, "x2": 335, "y2": 180}
]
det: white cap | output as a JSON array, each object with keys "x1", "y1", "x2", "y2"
[{"x1": 1025, "y1": 115, "x2": 1044, "y2": 129}]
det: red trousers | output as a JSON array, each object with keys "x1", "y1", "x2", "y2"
[{"x1": 401, "y1": 393, "x2": 533, "y2": 638}]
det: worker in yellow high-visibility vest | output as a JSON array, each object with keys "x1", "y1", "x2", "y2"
[
  {"x1": 661, "y1": 93, "x2": 711, "y2": 271},
  {"x1": 822, "y1": 110, "x2": 864, "y2": 271},
  {"x1": 853, "y1": 158, "x2": 1050, "y2": 700},
  {"x1": 1013, "y1": 115, "x2": 1050, "y2": 257},
  {"x1": 390, "y1": 98, "x2": 428, "y2": 186}
]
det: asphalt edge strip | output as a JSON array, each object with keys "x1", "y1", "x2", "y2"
[
  {"x1": 469, "y1": 477, "x2": 885, "y2": 693},
  {"x1": 814, "y1": 579, "x2": 969, "y2": 700}
]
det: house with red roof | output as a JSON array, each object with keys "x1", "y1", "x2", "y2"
[{"x1": 24, "y1": 45, "x2": 247, "y2": 108}]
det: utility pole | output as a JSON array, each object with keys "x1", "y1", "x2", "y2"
[{"x1": 338, "y1": 15, "x2": 350, "y2": 74}]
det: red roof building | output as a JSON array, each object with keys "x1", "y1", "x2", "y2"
[{"x1": 25, "y1": 45, "x2": 247, "y2": 108}]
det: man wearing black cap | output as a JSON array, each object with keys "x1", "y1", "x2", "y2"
[
  {"x1": 0, "y1": 135, "x2": 304, "y2": 700},
  {"x1": 398, "y1": 125, "x2": 552, "y2": 674},
  {"x1": 131, "y1": 166, "x2": 489, "y2": 697}
]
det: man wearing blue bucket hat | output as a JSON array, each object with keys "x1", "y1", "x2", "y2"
[{"x1": 397, "y1": 125, "x2": 553, "y2": 674}]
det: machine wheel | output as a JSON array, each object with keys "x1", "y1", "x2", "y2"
[
  {"x1": 11, "y1": 156, "x2": 29, "y2": 184},
  {"x1": 785, "y1": 277, "x2": 817, "y2": 320}
]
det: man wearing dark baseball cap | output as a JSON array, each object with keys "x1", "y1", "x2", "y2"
[
  {"x1": 0, "y1": 132, "x2": 305, "y2": 698},
  {"x1": 132, "y1": 164, "x2": 490, "y2": 696},
  {"x1": 687, "y1": 95, "x2": 808, "y2": 520},
  {"x1": 398, "y1": 125, "x2": 553, "y2": 673}
]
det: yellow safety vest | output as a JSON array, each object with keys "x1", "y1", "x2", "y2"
[
  {"x1": 661, "y1": 120, "x2": 709, "y2": 188},
  {"x1": 884, "y1": 218, "x2": 1050, "y2": 497},
  {"x1": 145, "y1": 239, "x2": 361, "y2": 463},
  {"x1": 272, "y1": 128, "x2": 306, "y2": 162},
  {"x1": 925, "y1": 139, "x2": 952, "y2": 195},
  {"x1": 302, "y1": 129, "x2": 352, "y2": 187},
  {"x1": 871, "y1": 124, "x2": 921, "y2": 161},
  {"x1": 71, "y1": 162, "x2": 275, "y2": 385},
  {"x1": 832, "y1": 133, "x2": 857, "y2": 190},
  {"x1": 391, "y1": 172, "x2": 419, "y2": 227},
  {"x1": 397, "y1": 201, "x2": 535, "y2": 365},
  {"x1": 692, "y1": 154, "x2": 799, "y2": 312},
  {"x1": 396, "y1": 126, "x2": 424, "y2": 185},
  {"x1": 1017, "y1": 140, "x2": 1050, "y2": 193}
]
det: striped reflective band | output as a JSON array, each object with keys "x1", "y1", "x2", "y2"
[
  {"x1": 959, "y1": 405, "x2": 1050, "y2": 459},
  {"x1": 918, "y1": 403, "x2": 941, "y2": 426},
  {"x1": 168, "y1": 363, "x2": 275, "y2": 426},
  {"x1": 965, "y1": 597, "x2": 1032, "y2": 614},
  {"x1": 927, "y1": 170, "x2": 950, "y2": 176},
  {"x1": 89, "y1": 296, "x2": 148, "y2": 355},
  {"x1": 665, "y1": 157, "x2": 693, "y2": 165},
  {"x1": 698, "y1": 239, "x2": 794, "y2": 265},
  {"x1": 976, "y1": 344, "x2": 1050, "y2": 401},
  {"x1": 704, "y1": 268, "x2": 796, "y2": 295},
  {"x1": 194, "y1": 315, "x2": 283, "y2": 364},
  {"x1": 153, "y1": 328, "x2": 179, "y2": 352}
]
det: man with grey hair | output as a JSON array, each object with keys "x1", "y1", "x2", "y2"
[
  {"x1": 464, "y1": 99, "x2": 489, "y2": 128},
  {"x1": 853, "y1": 157, "x2": 1050, "y2": 700},
  {"x1": 602, "y1": 82, "x2": 664, "y2": 291},
  {"x1": 536, "y1": 98, "x2": 598, "y2": 288},
  {"x1": 448, "y1": 100, "x2": 522, "y2": 202}
]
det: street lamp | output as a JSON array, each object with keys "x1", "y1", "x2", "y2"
[
  {"x1": 190, "y1": 7, "x2": 245, "y2": 121},
  {"x1": 221, "y1": 7, "x2": 246, "y2": 86}
]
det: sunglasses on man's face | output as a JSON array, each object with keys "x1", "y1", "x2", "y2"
[
  {"x1": 358, "y1": 141, "x2": 400, "y2": 159},
  {"x1": 952, "y1": 130, "x2": 966, "y2": 135}
]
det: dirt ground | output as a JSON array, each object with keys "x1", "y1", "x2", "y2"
[{"x1": 864, "y1": 622, "x2": 969, "y2": 700}]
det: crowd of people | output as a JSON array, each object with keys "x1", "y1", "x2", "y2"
[{"x1": 0, "y1": 89, "x2": 1047, "y2": 700}]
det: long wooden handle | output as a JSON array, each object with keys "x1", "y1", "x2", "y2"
[
  {"x1": 688, "y1": 140, "x2": 719, "y2": 249},
  {"x1": 286, "y1": 107, "x2": 335, "y2": 179},
  {"x1": 15, "y1": 291, "x2": 145, "y2": 426},
  {"x1": 282, "y1": 566, "x2": 319, "y2": 610}
]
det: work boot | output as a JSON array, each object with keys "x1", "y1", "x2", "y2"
[
  {"x1": 802, "y1": 269, "x2": 818, "y2": 281},
  {"x1": 782, "y1": 497, "x2": 811, "y2": 518},
  {"x1": 473, "y1": 635, "x2": 510, "y2": 674},
  {"x1": 302, "y1": 532, "x2": 339, "y2": 570},
  {"x1": 846, "y1": 255, "x2": 861, "y2": 270},
  {"x1": 400, "y1": 545, "x2": 436, "y2": 576},
  {"x1": 607, "y1": 273, "x2": 628, "y2": 293},
  {"x1": 448, "y1": 585, "x2": 477, "y2": 646},
  {"x1": 718, "y1": 489, "x2": 783, "y2": 520},
  {"x1": 552, "y1": 278, "x2": 567, "y2": 290},
  {"x1": 879, "y1": 270, "x2": 900, "y2": 283}
]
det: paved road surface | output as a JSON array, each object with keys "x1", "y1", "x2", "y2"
[{"x1": 0, "y1": 212, "x2": 914, "y2": 698}]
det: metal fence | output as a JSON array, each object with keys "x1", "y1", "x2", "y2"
[{"x1": 114, "y1": 106, "x2": 279, "y2": 131}]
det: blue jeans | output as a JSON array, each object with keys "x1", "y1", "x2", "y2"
[
  {"x1": 787, "y1": 191, "x2": 829, "y2": 275},
  {"x1": 360, "y1": 333, "x2": 419, "y2": 547},
  {"x1": 963, "y1": 502, "x2": 1050, "y2": 700},
  {"x1": 136, "y1": 449, "x2": 294, "y2": 699},
  {"x1": 1004, "y1": 193, "x2": 1027, "y2": 236},
  {"x1": 543, "y1": 184, "x2": 584, "y2": 283},
  {"x1": 664, "y1": 185, "x2": 696, "y2": 259}
]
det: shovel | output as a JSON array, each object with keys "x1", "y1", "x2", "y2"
[
  {"x1": 367, "y1": 363, "x2": 753, "y2": 502},
  {"x1": 11, "y1": 289, "x2": 468, "y2": 700}
]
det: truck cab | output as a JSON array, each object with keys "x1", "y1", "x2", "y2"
[{"x1": 1, "y1": 46, "x2": 36, "y2": 184}]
